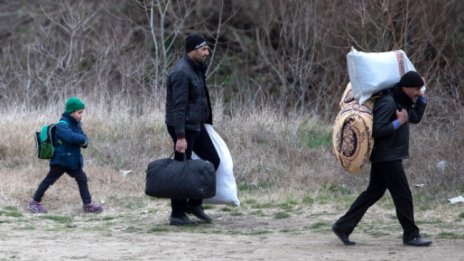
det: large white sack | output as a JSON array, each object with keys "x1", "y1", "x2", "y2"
[
  {"x1": 192, "y1": 124, "x2": 240, "y2": 206},
  {"x1": 347, "y1": 47, "x2": 416, "y2": 104}
]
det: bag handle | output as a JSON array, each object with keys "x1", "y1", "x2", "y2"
[
  {"x1": 163, "y1": 152, "x2": 188, "y2": 164},
  {"x1": 161, "y1": 152, "x2": 189, "y2": 171},
  {"x1": 169, "y1": 151, "x2": 188, "y2": 161}
]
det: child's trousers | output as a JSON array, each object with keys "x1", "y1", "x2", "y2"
[{"x1": 33, "y1": 165, "x2": 92, "y2": 204}]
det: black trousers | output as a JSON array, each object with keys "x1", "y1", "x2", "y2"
[
  {"x1": 33, "y1": 165, "x2": 92, "y2": 205},
  {"x1": 167, "y1": 124, "x2": 220, "y2": 217},
  {"x1": 334, "y1": 160, "x2": 420, "y2": 241}
]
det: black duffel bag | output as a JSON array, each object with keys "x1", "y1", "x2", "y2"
[{"x1": 145, "y1": 156, "x2": 216, "y2": 199}]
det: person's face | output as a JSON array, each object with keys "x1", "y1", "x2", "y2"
[
  {"x1": 70, "y1": 109, "x2": 84, "y2": 122},
  {"x1": 190, "y1": 46, "x2": 210, "y2": 64},
  {"x1": 401, "y1": 86, "x2": 422, "y2": 101}
]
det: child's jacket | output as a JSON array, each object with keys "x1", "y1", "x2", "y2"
[{"x1": 50, "y1": 113, "x2": 88, "y2": 170}]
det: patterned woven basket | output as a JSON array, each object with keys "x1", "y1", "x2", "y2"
[{"x1": 332, "y1": 83, "x2": 376, "y2": 174}]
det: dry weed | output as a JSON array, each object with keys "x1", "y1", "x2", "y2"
[{"x1": 0, "y1": 96, "x2": 463, "y2": 209}]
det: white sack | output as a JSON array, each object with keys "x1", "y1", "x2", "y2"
[
  {"x1": 192, "y1": 124, "x2": 240, "y2": 206},
  {"x1": 347, "y1": 47, "x2": 416, "y2": 104}
]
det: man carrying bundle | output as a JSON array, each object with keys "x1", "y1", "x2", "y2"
[{"x1": 332, "y1": 71, "x2": 432, "y2": 247}]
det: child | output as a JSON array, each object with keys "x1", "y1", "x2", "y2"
[{"x1": 28, "y1": 97, "x2": 103, "y2": 214}]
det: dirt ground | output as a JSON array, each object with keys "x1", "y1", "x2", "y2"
[
  {"x1": 1, "y1": 202, "x2": 463, "y2": 261},
  {"x1": 3, "y1": 229, "x2": 463, "y2": 261}
]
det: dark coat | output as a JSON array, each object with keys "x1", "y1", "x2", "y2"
[
  {"x1": 165, "y1": 56, "x2": 213, "y2": 137},
  {"x1": 370, "y1": 87, "x2": 426, "y2": 163},
  {"x1": 50, "y1": 113, "x2": 88, "y2": 170}
]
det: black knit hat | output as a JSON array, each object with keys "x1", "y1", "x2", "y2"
[
  {"x1": 399, "y1": 71, "x2": 424, "y2": 88},
  {"x1": 185, "y1": 34, "x2": 208, "y2": 53}
]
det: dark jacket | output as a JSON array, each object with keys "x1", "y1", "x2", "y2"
[
  {"x1": 50, "y1": 113, "x2": 88, "y2": 170},
  {"x1": 370, "y1": 87, "x2": 426, "y2": 163},
  {"x1": 165, "y1": 56, "x2": 213, "y2": 137}
]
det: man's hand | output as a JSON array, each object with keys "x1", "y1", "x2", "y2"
[
  {"x1": 420, "y1": 76, "x2": 427, "y2": 96},
  {"x1": 396, "y1": 109, "x2": 408, "y2": 125},
  {"x1": 175, "y1": 138, "x2": 187, "y2": 153}
]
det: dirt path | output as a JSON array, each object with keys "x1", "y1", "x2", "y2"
[
  {"x1": 1, "y1": 208, "x2": 463, "y2": 261},
  {"x1": 2, "y1": 228, "x2": 463, "y2": 261}
]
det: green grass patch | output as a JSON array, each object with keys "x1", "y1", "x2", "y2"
[
  {"x1": 123, "y1": 226, "x2": 144, "y2": 233},
  {"x1": 414, "y1": 193, "x2": 437, "y2": 211},
  {"x1": 230, "y1": 210, "x2": 243, "y2": 216},
  {"x1": 177, "y1": 224, "x2": 215, "y2": 234},
  {"x1": 299, "y1": 122, "x2": 332, "y2": 149},
  {"x1": 0, "y1": 206, "x2": 23, "y2": 218},
  {"x1": 124, "y1": 198, "x2": 147, "y2": 210},
  {"x1": 250, "y1": 210, "x2": 265, "y2": 216},
  {"x1": 308, "y1": 210, "x2": 333, "y2": 217},
  {"x1": 202, "y1": 205, "x2": 214, "y2": 210},
  {"x1": 366, "y1": 230, "x2": 391, "y2": 237},
  {"x1": 302, "y1": 196, "x2": 315, "y2": 205},
  {"x1": 437, "y1": 231, "x2": 464, "y2": 239},
  {"x1": 16, "y1": 224, "x2": 36, "y2": 230},
  {"x1": 279, "y1": 228, "x2": 301, "y2": 234},
  {"x1": 314, "y1": 184, "x2": 356, "y2": 204},
  {"x1": 251, "y1": 202, "x2": 274, "y2": 209},
  {"x1": 243, "y1": 199, "x2": 257, "y2": 205},
  {"x1": 416, "y1": 219, "x2": 445, "y2": 225},
  {"x1": 359, "y1": 223, "x2": 398, "y2": 236},
  {"x1": 4, "y1": 206, "x2": 18, "y2": 211},
  {"x1": 314, "y1": 195, "x2": 332, "y2": 204},
  {"x1": 86, "y1": 214, "x2": 124, "y2": 222},
  {"x1": 101, "y1": 216, "x2": 116, "y2": 221},
  {"x1": 237, "y1": 182, "x2": 254, "y2": 192},
  {"x1": 277, "y1": 199, "x2": 298, "y2": 212},
  {"x1": 274, "y1": 211, "x2": 290, "y2": 219},
  {"x1": 243, "y1": 229, "x2": 272, "y2": 235},
  {"x1": 149, "y1": 225, "x2": 170, "y2": 233},
  {"x1": 39, "y1": 215, "x2": 73, "y2": 224},
  {"x1": 308, "y1": 221, "x2": 331, "y2": 231},
  {"x1": 256, "y1": 180, "x2": 277, "y2": 190},
  {"x1": 377, "y1": 197, "x2": 395, "y2": 208},
  {"x1": 277, "y1": 203, "x2": 294, "y2": 211}
]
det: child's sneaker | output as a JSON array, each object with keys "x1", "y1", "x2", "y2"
[
  {"x1": 83, "y1": 202, "x2": 103, "y2": 214},
  {"x1": 28, "y1": 200, "x2": 48, "y2": 213}
]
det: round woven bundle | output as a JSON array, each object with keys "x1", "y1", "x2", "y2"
[{"x1": 333, "y1": 83, "x2": 375, "y2": 174}]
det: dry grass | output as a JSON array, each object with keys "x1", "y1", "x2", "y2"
[
  {"x1": 2, "y1": 109, "x2": 464, "y2": 256},
  {"x1": 1, "y1": 95, "x2": 463, "y2": 211}
]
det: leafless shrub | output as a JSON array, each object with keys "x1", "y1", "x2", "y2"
[{"x1": 0, "y1": 0, "x2": 462, "y2": 194}]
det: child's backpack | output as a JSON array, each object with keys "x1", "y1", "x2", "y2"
[
  {"x1": 332, "y1": 83, "x2": 378, "y2": 174},
  {"x1": 35, "y1": 120, "x2": 68, "y2": 159}
]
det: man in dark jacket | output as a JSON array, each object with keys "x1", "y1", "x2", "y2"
[
  {"x1": 332, "y1": 71, "x2": 432, "y2": 247},
  {"x1": 165, "y1": 34, "x2": 220, "y2": 226}
]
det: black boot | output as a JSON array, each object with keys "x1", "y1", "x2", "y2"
[
  {"x1": 169, "y1": 214, "x2": 197, "y2": 226},
  {"x1": 187, "y1": 206, "x2": 212, "y2": 223},
  {"x1": 404, "y1": 237, "x2": 432, "y2": 247},
  {"x1": 332, "y1": 224, "x2": 356, "y2": 245}
]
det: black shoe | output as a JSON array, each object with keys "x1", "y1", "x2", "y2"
[
  {"x1": 169, "y1": 214, "x2": 197, "y2": 226},
  {"x1": 187, "y1": 206, "x2": 212, "y2": 223},
  {"x1": 404, "y1": 237, "x2": 432, "y2": 247},
  {"x1": 332, "y1": 224, "x2": 356, "y2": 245}
]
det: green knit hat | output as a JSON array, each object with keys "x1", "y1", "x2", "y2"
[{"x1": 65, "y1": 97, "x2": 85, "y2": 113}]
